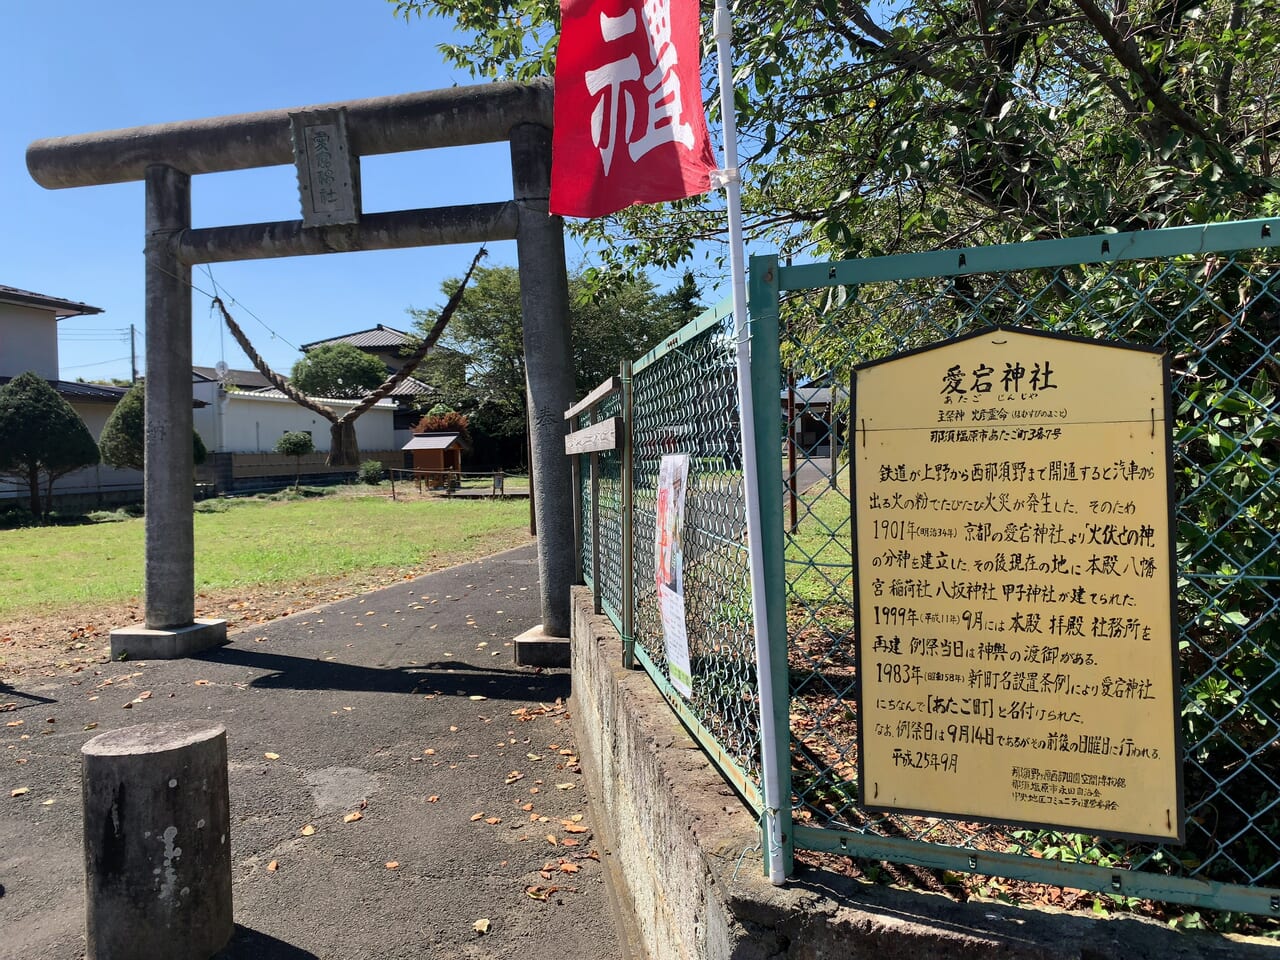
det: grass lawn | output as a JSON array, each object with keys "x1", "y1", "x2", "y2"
[
  {"x1": 786, "y1": 464, "x2": 854, "y2": 607},
  {"x1": 0, "y1": 487, "x2": 531, "y2": 622}
]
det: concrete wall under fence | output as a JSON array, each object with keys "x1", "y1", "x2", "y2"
[{"x1": 568, "y1": 587, "x2": 1273, "y2": 960}]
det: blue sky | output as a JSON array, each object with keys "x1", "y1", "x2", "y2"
[{"x1": 1, "y1": 1, "x2": 621, "y2": 383}]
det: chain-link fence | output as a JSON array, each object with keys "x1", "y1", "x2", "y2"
[
  {"x1": 626, "y1": 304, "x2": 766, "y2": 797},
  {"x1": 771, "y1": 219, "x2": 1280, "y2": 917},
  {"x1": 569, "y1": 218, "x2": 1279, "y2": 919}
]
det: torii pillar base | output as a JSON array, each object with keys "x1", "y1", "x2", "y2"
[
  {"x1": 110, "y1": 619, "x2": 228, "y2": 661},
  {"x1": 513, "y1": 623, "x2": 570, "y2": 669}
]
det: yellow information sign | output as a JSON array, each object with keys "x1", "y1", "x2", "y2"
[{"x1": 853, "y1": 326, "x2": 1182, "y2": 841}]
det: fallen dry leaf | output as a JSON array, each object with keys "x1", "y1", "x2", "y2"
[
  {"x1": 470, "y1": 812, "x2": 486, "y2": 822},
  {"x1": 473, "y1": 918, "x2": 491, "y2": 935},
  {"x1": 545, "y1": 833, "x2": 558, "y2": 845},
  {"x1": 469, "y1": 695, "x2": 487, "y2": 701},
  {"x1": 264, "y1": 752, "x2": 280, "y2": 761},
  {"x1": 505, "y1": 771, "x2": 524, "y2": 785},
  {"x1": 559, "y1": 862, "x2": 580, "y2": 873},
  {"x1": 427, "y1": 795, "x2": 440, "y2": 803},
  {"x1": 385, "y1": 861, "x2": 400, "y2": 870},
  {"x1": 194, "y1": 679, "x2": 210, "y2": 686},
  {"x1": 556, "y1": 783, "x2": 575, "y2": 791},
  {"x1": 83, "y1": 723, "x2": 98, "y2": 731},
  {"x1": 267, "y1": 860, "x2": 279, "y2": 872},
  {"x1": 561, "y1": 838, "x2": 581, "y2": 847},
  {"x1": 484, "y1": 817, "x2": 501, "y2": 825},
  {"x1": 299, "y1": 824, "x2": 316, "y2": 836},
  {"x1": 11, "y1": 787, "x2": 29, "y2": 797},
  {"x1": 343, "y1": 811, "x2": 363, "y2": 823},
  {"x1": 563, "y1": 824, "x2": 589, "y2": 834}
]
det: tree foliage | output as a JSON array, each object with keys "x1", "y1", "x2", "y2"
[
  {"x1": 405, "y1": 265, "x2": 700, "y2": 444},
  {"x1": 99, "y1": 381, "x2": 208, "y2": 473},
  {"x1": 0, "y1": 372, "x2": 99, "y2": 520},
  {"x1": 412, "y1": 408, "x2": 473, "y2": 450},
  {"x1": 290, "y1": 343, "x2": 388, "y2": 399},
  {"x1": 275, "y1": 430, "x2": 315, "y2": 489},
  {"x1": 392, "y1": 0, "x2": 1280, "y2": 264}
]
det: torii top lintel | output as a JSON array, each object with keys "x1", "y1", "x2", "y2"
[{"x1": 26, "y1": 79, "x2": 553, "y2": 190}]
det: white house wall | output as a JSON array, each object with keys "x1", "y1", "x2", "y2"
[
  {"x1": 0, "y1": 302, "x2": 59, "y2": 380},
  {"x1": 195, "y1": 389, "x2": 396, "y2": 453}
]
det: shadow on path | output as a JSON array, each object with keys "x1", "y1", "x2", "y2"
[
  {"x1": 216, "y1": 925, "x2": 321, "y2": 959},
  {"x1": 196, "y1": 646, "x2": 570, "y2": 700},
  {"x1": 0, "y1": 681, "x2": 56, "y2": 708}
]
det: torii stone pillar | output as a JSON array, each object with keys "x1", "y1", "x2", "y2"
[
  {"x1": 27, "y1": 80, "x2": 575, "y2": 653},
  {"x1": 107, "y1": 166, "x2": 228, "y2": 659},
  {"x1": 511, "y1": 123, "x2": 574, "y2": 641}
]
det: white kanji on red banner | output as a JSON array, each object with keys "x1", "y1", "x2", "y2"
[{"x1": 552, "y1": 0, "x2": 716, "y2": 218}]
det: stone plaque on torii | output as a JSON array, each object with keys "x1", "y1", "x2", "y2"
[{"x1": 27, "y1": 81, "x2": 575, "y2": 657}]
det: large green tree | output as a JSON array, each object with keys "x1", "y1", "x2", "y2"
[
  {"x1": 289, "y1": 343, "x2": 388, "y2": 399},
  {"x1": 393, "y1": 0, "x2": 1280, "y2": 263},
  {"x1": 99, "y1": 381, "x2": 208, "y2": 472},
  {"x1": 0, "y1": 372, "x2": 99, "y2": 521},
  {"x1": 406, "y1": 265, "x2": 700, "y2": 443}
]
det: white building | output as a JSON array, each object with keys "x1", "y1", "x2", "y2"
[
  {"x1": 192, "y1": 378, "x2": 396, "y2": 454},
  {"x1": 0, "y1": 284, "x2": 141, "y2": 505}
]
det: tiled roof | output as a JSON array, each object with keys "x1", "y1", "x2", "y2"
[
  {"x1": 0, "y1": 377, "x2": 209, "y2": 408},
  {"x1": 387, "y1": 376, "x2": 433, "y2": 397},
  {"x1": 402, "y1": 432, "x2": 462, "y2": 451},
  {"x1": 233, "y1": 388, "x2": 394, "y2": 408},
  {"x1": 0, "y1": 284, "x2": 103, "y2": 318},
  {"x1": 192, "y1": 365, "x2": 274, "y2": 390},
  {"x1": 0, "y1": 376, "x2": 125, "y2": 403},
  {"x1": 301, "y1": 325, "x2": 415, "y2": 350}
]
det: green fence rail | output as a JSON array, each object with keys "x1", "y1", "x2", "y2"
[
  {"x1": 570, "y1": 217, "x2": 1280, "y2": 921},
  {"x1": 767, "y1": 218, "x2": 1280, "y2": 919}
]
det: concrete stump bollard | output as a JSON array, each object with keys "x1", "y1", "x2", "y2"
[{"x1": 82, "y1": 722, "x2": 233, "y2": 960}]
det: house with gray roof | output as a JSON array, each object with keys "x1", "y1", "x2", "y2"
[
  {"x1": 0, "y1": 284, "x2": 139, "y2": 506},
  {"x1": 300, "y1": 323, "x2": 456, "y2": 446}
]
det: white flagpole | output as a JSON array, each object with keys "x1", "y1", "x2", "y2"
[{"x1": 713, "y1": 0, "x2": 786, "y2": 885}]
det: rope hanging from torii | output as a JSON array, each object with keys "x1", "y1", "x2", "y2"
[{"x1": 211, "y1": 246, "x2": 486, "y2": 466}]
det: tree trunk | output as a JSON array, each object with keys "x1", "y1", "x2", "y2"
[
  {"x1": 27, "y1": 465, "x2": 41, "y2": 522},
  {"x1": 328, "y1": 421, "x2": 360, "y2": 467}
]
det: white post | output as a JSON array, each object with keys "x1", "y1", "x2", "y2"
[{"x1": 714, "y1": 0, "x2": 786, "y2": 885}]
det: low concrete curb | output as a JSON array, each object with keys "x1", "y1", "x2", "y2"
[{"x1": 568, "y1": 587, "x2": 1275, "y2": 960}]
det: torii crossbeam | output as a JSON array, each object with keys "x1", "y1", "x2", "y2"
[{"x1": 27, "y1": 80, "x2": 576, "y2": 657}]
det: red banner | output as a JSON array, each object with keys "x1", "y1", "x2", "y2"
[{"x1": 550, "y1": 0, "x2": 717, "y2": 218}]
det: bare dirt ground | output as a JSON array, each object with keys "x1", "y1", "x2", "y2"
[{"x1": 0, "y1": 560, "x2": 507, "y2": 681}]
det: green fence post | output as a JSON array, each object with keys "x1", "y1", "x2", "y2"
[
  {"x1": 620, "y1": 358, "x2": 636, "y2": 670},
  {"x1": 749, "y1": 253, "x2": 794, "y2": 878}
]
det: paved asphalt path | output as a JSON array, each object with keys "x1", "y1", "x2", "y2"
[{"x1": 1, "y1": 543, "x2": 625, "y2": 959}]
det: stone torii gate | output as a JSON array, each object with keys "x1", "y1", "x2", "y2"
[{"x1": 27, "y1": 80, "x2": 575, "y2": 657}]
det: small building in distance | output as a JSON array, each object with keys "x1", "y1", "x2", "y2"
[{"x1": 402, "y1": 431, "x2": 463, "y2": 487}]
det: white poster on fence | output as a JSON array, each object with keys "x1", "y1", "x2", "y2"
[{"x1": 655, "y1": 453, "x2": 692, "y2": 696}]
